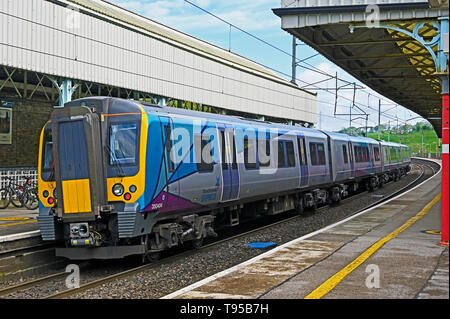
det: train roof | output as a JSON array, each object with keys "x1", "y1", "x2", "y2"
[
  {"x1": 138, "y1": 100, "x2": 328, "y2": 138},
  {"x1": 380, "y1": 140, "x2": 408, "y2": 147},
  {"x1": 319, "y1": 130, "x2": 352, "y2": 141},
  {"x1": 62, "y1": 97, "x2": 408, "y2": 149},
  {"x1": 347, "y1": 135, "x2": 379, "y2": 144}
]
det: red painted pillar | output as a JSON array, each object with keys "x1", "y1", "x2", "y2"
[{"x1": 442, "y1": 93, "x2": 449, "y2": 246}]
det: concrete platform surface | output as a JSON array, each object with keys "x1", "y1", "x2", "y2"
[
  {"x1": 163, "y1": 166, "x2": 448, "y2": 299},
  {"x1": 0, "y1": 206, "x2": 39, "y2": 238}
]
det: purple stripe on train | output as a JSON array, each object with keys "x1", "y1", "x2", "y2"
[{"x1": 144, "y1": 191, "x2": 201, "y2": 212}]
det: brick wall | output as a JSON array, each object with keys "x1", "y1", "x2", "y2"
[{"x1": 0, "y1": 99, "x2": 53, "y2": 168}]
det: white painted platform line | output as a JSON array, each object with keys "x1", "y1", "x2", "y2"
[
  {"x1": 0, "y1": 230, "x2": 41, "y2": 243},
  {"x1": 161, "y1": 159, "x2": 442, "y2": 299}
]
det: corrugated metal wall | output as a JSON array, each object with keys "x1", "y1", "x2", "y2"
[
  {"x1": 282, "y1": 0, "x2": 431, "y2": 7},
  {"x1": 279, "y1": 0, "x2": 445, "y2": 28},
  {"x1": 0, "y1": 0, "x2": 317, "y2": 123}
]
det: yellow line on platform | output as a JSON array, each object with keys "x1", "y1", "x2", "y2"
[
  {"x1": 0, "y1": 220, "x2": 37, "y2": 227},
  {"x1": 304, "y1": 193, "x2": 442, "y2": 299}
]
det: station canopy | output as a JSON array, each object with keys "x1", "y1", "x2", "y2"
[{"x1": 273, "y1": 1, "x2": 448, "y2": 137}]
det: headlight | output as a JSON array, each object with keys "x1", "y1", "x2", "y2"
[{"x1": 112, "y1": 183, "x2": 124, "y2": 196}]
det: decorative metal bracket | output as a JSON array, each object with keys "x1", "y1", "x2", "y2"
[
  {"x1": 349, "y1": 17, "x2": 449, "y2": 74},
  {"x1": 51, "y1": 78, "x2": 79, "y2": 108}
]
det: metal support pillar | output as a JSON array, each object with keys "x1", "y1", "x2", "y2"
[
  {"x1": 291, "y1": 36, "x2": 297, "y2": 84},
  {"x1": 158, "y1": 97, "x2": 166, "y2": 107},
  {"x1": 438, "y1": 17, "x2": 449, "y2": 246},
  {"x1": 351, "y1": 17, "x2": 449, "y2": 245},
  {"x1": 440, "y1": 77, "x2": 449, "y2": 246},
  {"x1": 378, "y1": 99, "x2": 381, "y2": 140},
  {"x1": 51, "y1": 78, "x2": 78, "y2": 108}
]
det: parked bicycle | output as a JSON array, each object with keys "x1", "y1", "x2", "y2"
[
  {"x1": 0, "y1": 176, "x2": 38, "y2": 210},
  {"x1": 21, "y1": 177, "x2": 39, "y2": 210}
]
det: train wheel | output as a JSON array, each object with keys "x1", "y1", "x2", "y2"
[
  {"x1": 142, "y1": 251, "x2": 161, "y2": 263},
  {"x1": 192, "y1": 237, "x2": 204, "y2": 249}
]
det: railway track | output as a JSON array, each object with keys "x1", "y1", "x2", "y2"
[{"x1": 0, "y1": 159, "x2": 439, "y2": 299}]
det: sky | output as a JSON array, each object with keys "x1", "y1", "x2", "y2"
[{"x1": 108, "y1": 0, "x2": 426, "y2": 132}]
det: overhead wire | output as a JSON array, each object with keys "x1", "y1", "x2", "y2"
[{"x1": 183, "y1": 0, "x2": 425, "y2": 128}]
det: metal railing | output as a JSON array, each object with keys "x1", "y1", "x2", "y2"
[
  {"x1": 0, "y1": 168, "x2": 38, "y2": 189},
  {"x1": 411, "y1": 153, "x2": 442, "y2": 160}
]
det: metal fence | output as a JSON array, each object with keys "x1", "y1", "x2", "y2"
[
  {"x1": 0, "y1": 167, "x2": 38, "y2": 190},
  {"x1": 411, "y1": 153, "x2": 442, "y2": 160}
]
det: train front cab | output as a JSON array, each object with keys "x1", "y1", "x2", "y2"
[{"x1": 37, "y1": 98, "x2": 149, "y2": 259}]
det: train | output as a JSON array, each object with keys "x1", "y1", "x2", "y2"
[{"x1": 36, "y1": 97, "x2": 411, "y2": 260}]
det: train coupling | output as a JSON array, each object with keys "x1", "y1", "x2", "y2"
[
  {"x1": 71, "y1": 237, "x2": 95, "y2": 247},
  {"x1": 69, "y1": 222, "x2": 101, "y2": 247}
]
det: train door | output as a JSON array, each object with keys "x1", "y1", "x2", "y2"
[
  {"x1": 348, "y1": 141, "x2": 354, "y2": 178},
  {"x1": 159, "y1": 116, "x2": 180, "y2": 210},
  {"x1": 297, "y1": 136, "x2": 308, "y2": 187},
  {"x1": 218, "y1": 124, "x2": 239, "y2": 201},
  {"x1": 369, "y1": 144, "x2": 374, "y2": 173},
  {"x1": 51, "y1": 107, "x2": 106, "y2": 220}
]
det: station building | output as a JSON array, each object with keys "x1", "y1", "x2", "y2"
[{"x1": 0, "y1": 0, "x2": 317, "y2": 170}]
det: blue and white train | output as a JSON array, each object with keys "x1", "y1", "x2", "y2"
[{"x1": 37, "y1": 97, "x2": 411, "y2": 260}]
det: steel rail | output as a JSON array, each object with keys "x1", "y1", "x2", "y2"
[
  {"x1": 42, "y1": 159, "x2": 434, "y2": 299},
  {"x1": 0, "y1": 159, "x2": 435, "y2": 299}
]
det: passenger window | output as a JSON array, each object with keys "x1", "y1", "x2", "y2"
[
  {"x1": 374, "y1": 147, "x2": 380, "y2": 161},
  {"x1": 317, "y1": 143, "x2": 326, "y2": 165},
  {"x1": 354, "y1": 146, "x2": 370, "y2": 163},
  {"x1": 363, "y1": 147, "x2": 369, "y2": 162},
  {"x1": 390, "y1": 147, "x2": 396, "y2": 162},
  {"x1": 309, "y1": 143, "x2": 317, "y2": 166},
  {"x1": 276, "y1": 140, "x2": 286, "y2": 168},
  {"x1": 309, "y1": 142, "x2": 325, "y2": 166},
  {"x1": 285, "y1": 141, "x2": 296, "y2": 167},
  {"x1": 342, "y1": 144, "x2": 348, "y2": 164},
  {"x1": 317, "y1": 144, "x2": 326, "y2": 165},
  {"x1": 258, "y1": 138, "x2": 271, "y2": 167},
  {"x1": 195, "y1": 134, "x2": 214, "y2": 172},
  {"x1": 244, "y1": 137, "x2": 257, "y2": 169},
  {"x1": 164, "y1": 125, "x2": 175, "y2": 173}
]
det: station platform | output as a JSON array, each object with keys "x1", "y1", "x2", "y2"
[
  {"x1": 163, "y1": 162, "x2": 448, "y2": 299},
  {"x1": 0, "y1": 206, "x2": 39, "y2": 240}
]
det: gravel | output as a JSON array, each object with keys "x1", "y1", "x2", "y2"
[
  {"x1": 1, "y1": 160, "x2": 434, "y2": 299},
  {"x1": 67, "y1": 163, "x2": 425, "y2": 299}
]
